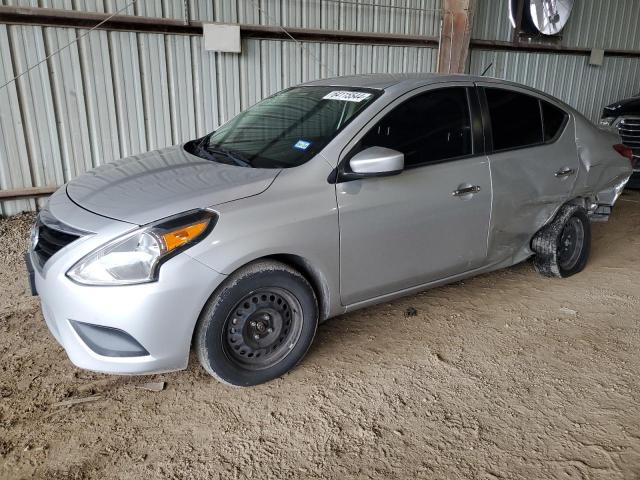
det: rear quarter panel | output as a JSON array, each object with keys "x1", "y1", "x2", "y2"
[{"x1": 572, "y1": 114, "x2": 632, "y2": 204}]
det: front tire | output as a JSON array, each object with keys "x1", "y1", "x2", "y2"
[
  {"x1": 532, "y1": 204, "x2": 591, "y2": 278},
  {"x1": 195, "y1": 260, "x2": 318, "y2": 386}
]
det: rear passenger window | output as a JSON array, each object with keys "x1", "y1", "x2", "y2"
[
  {"x1": 358, "y1": 87, "x2": 472, "y2": 167},
  {"x1": 541, "y1": 100, "x2": 568, "y2": 141},
  {"x1": 485, "y1": 88, "x2": 543, "y2": 151}
]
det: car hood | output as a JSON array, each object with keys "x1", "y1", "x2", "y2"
[
  {"x1": 66, "y1": 145, "x2": 280, "y2": 225},
  {"x1": 603, "y1": 96, "x2": 640, "y2": 118}
]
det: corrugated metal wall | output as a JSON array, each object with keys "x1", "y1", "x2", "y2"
[
  {"x1": 471, "y1": 0, "x2": 640, "y2": 125},
  {"x1": 0, "y1": 0, "x2": 443, "y2": 35},
  {"x1": 0, "y1": 1, "x2": 440, "y2": 215},
  {"x1": 2, "y1": 0, "x2": 640, "y2": 215},
  {"x1": 469, "y1": 49, "x2": 640, "y2": 123},
  {"x1": 473, "y1": 0, "x2": 640, "y2": 50}
]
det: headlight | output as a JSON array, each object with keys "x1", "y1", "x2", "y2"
[
  {"x1": 67, "y1": 210, "x2": 216, "y2": 286},
  {"x1": 599, "y1": 116, "x2": 617, "y2": 127}
]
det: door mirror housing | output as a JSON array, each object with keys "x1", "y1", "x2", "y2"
[{"x1": 348, "y1": 146, "x2": 404, "y2": 177}]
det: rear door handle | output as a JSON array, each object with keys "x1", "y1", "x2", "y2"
[
  {"x1": 452, "y1": 185, "x2": 481, "y2": 196},
  {"x1": 555, "y1": 167, "x2": 576, "y2": 177}
]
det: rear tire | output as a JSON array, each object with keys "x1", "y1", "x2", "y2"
[
  {"x1": 195, "y1": 260, "x2": 318, "y2": 386},
  {"x1": 532, "y1": 204, "x2": 591, "y2": 278}
]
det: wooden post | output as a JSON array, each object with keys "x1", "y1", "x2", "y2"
[{"x1": 437, "y1": 0, "x2": 475, "y2": 74}]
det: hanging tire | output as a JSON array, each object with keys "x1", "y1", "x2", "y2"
[
  {"x1": 532, "y1": 204, "x2": 591, "y2": 278},
  {"x1": 195, "y1": 260, "x2": 318, "y2": 386}
]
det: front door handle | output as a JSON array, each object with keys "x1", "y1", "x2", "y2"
[
  {"x1": 452, "y1": 185, "x2": 481, "y2": 196},
  {"x1": 555, "y1": 167, "x2": 576, "y2": 177}
]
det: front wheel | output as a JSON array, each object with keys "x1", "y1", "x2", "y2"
[
  {"x1": 195, "y1": 260, "x2": 318, "y2": 386},
  {"x1": 532, "y1": 204, "x2": 591, "y2": 278}
]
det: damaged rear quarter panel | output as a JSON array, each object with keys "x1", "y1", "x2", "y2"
[
  {"x1": 573, "y1": 114, "x2": 632, "y2": 206},
  {"x1": 486, "y1": 113, "x2": 580, "y2": 266}
]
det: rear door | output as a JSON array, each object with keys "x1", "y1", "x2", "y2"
[
  {"x1": 476, "y1": 83, "x2": 579, "y2": 264},
  {"x1": 336, "y1": 84, "x2": 492, "y2": 306}
]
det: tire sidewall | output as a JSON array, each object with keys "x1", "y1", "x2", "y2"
[
  {"x1": 197, "y1": 265, "x2": 318, "y2": 386},
  {"x1": 532, "y1": 204, "x2": 592, "y2": 278},
  {"x1": 557, "y1": 208, "x2": 591, "y2": 277}
]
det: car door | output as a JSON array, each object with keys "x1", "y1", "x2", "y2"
[
  {"x1": 336, "y1": 84, "x2": 492, "y2": 306},
  {"x1": 476, "y1": 83, "x2": 580, "y2": 265}
]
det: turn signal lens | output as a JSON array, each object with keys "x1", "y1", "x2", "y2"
[{"x1": 162, "y1": 222, "x2": 208, "y2": 252}]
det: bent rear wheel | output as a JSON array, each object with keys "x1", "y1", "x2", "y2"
[
  {"x1": 195, "y1": 260, "x2": 318, "y2": 386},
  {"x1": 532, "y1": 204, "x2": 591, "y2": 278}
]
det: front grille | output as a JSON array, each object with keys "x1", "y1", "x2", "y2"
[{"x1": 34, "y1": 223, "x2": 80, "y2": 266}]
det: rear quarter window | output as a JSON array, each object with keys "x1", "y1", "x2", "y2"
[
  {"x1": 541, "y1": 100, "x2": 568, "y2": 141},
  {"x1": 485, "y1": 88, "x2": 543, "y2": 151}
]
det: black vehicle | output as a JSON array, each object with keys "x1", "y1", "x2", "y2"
[{"x1": 601, "y1": 94, "x2": 640, "y2": 188}]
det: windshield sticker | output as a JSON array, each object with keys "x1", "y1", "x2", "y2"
[
  {"x1": 294, "y1": 140, "x2": 311, "y2": 150},
  {"x1": 322, "y1": 91, "x2": 373, "y2": 102}
]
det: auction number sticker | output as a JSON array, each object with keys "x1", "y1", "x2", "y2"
[{"x1": 323, "y1": 91, "x2": 373, "y2": 102}]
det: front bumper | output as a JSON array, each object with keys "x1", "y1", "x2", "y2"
[
  {"x1": 31, "y1": 190, "x2": 227, "y2": 375},
  {"x1": 34, "y1": 247, "x2": 226, "y2": 374}
]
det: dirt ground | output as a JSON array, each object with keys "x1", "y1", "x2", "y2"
[{"x1": 0, "y1": 191, "x2": 639, "y2": 480}]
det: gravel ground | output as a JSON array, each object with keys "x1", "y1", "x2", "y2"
[{"x1": 1, "y1": 191, "x2": 639, "y2": 480}]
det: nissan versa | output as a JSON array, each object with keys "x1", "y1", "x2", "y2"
[{"x1": 27, "y1": 74, "x2": 632, "y2": 386}]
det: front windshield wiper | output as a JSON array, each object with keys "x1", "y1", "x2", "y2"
[
  {"x1": 191, "y1": 133, "x2": 252, "y2": 167},
  {"x1": 205, "y1": 144, "x2": 252, "y2": 168}
]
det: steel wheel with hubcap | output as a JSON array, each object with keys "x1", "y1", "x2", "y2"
[{"x1": 195, "y1": 260, "x2": 318, "y2": 386}]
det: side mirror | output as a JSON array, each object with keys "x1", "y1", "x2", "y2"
[{"x1": 348, "y1": 146, "x2": 404, "y2": 177}]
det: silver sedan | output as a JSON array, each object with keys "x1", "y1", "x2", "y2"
[{"x1": 27, "y1": 74, "x2": 633, "y2": 386}]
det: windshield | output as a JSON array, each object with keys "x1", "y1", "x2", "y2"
[{"x1": 189, "y1": 86, "x2": 379, "y2": 168}]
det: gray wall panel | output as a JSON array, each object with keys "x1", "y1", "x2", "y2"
[
  {"x1": 0, "y1": 23, "x2": 437, "y2": 214},
  {"x1": 44, "y1": 26, "x2": 93, "y2": 179},
  {"x1": 138, "y1": 33, "x2": 172, "y2": 150},
  {"x1": 108, "y1": 31, "x2": 147, "y2": 156},
  {"x1": 0, "y1": 0, "x2": 443, "y2": 36},
  {"x1": 0, "y1": 25, "x2": 33, "y2": 215},
  {"x1": 166, "y1": 35, "x2": 197, "y2": 143},
  {"x1": 77, "y1": 29, "x2": 120, "y2": 168},
  {"x1": 473, "y1": 0, "x2": 640, "y2": 51},
  {"x1": 470, "y1": 49, "x2": 640, "y2": 123},
  {"x1": 10, "y1": 26, "x2": 64, "y2": 190}
]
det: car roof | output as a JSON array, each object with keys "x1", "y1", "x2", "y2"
[
  {"x1": 302, "y1": 73, "x2": 498, "y2": 90},
  {"x1": 302, "y1": 73, "x2": 576, "y2": 114}
]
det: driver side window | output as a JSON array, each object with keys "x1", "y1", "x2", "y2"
[{"x1": 358, "y1": 87, "x2": 472, "y2": 168}]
